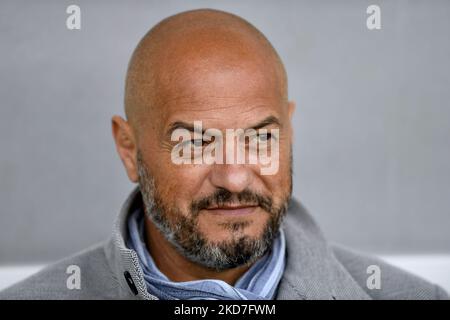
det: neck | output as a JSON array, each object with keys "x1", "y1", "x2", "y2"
[{"x1": 144, "y1": 217, "x2": 251, "y2": 285}]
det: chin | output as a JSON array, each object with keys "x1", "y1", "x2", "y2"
[{"x1": 202, "y1": 221, "x2": 266, "y2": 243}]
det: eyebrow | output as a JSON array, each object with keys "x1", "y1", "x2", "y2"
[
  {"x1": 248, "y1": 116, "x2": 281, "y2": 131},
  {"x1": 167, "y1": 121, "x2": 205, "y2": 136},
  {"x1": 166, "y1": 115, "x2": 281, "y2": 137}
]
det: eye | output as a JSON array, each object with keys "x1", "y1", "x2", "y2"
[
  {"x1": 190, "y1": 139, "x2": 206, "y2": 147},
  {"x1": 178, "y1": 138, "x2": 210, "y2": 150},
  {"x1": 257, "y1": 132, "x2": 272, "y2": 142}
]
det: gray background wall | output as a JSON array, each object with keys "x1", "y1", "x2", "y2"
[{"x1": 1, "y1": 0, "x2": 449, "y2": 264}]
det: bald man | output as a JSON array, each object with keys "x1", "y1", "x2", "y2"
[{"x1": 1, "y1": 9, "x2": 447, "y2": 300}]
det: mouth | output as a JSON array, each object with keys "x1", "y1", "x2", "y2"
[{"x1": 204, "y1": 205, "x2": 259, "y2": 216}]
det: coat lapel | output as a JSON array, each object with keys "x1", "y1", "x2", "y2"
[{"x1": 276, "y1": 199, "x2": 371, "y2": 300}]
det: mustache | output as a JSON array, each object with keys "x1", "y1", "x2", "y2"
[{"x1": 190, "y1": 188, "x2": 274, "y2": 216}]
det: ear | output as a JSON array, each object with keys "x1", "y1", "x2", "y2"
[
  {"x1": 111, "y1": 115, "x2": 139, "y2": 183},
  {"x1": 288, "y1": 100, "x2": 296, "y2": 120},
  {"x1": 287, "y1": 101, "x2": 296, "y2": 140}
]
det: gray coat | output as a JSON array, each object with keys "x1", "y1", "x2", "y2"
[{"x1": 1, "y1": 187, "x2": 448, "y2": 300}]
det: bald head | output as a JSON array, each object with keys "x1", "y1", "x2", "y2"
[{"x1": 124, "y1": 9, "x2": 288, "y2": 131}]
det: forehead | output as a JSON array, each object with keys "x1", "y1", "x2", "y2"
[{"x1": 154, "y1": 62, "x2": 286, "y2": 130}]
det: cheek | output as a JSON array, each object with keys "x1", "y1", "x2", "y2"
[
  {"x1": 154, "y1": 164, "x2": 210, "y2": 212},
  {"x1": 258, "y1": 146, "x2": 292, "y2": 198},
  {"x1": 278, "y1": 140, "x2": 292, "y2": 178},
  {"x1": 141, "y1": 139, "x2": 206, "y2": 208}
]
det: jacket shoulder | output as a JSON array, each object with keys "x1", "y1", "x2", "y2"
[
  {"x1": 331, "y1": 244, "x2": 449, "y2": 300},
  {"x1": 0, "y1": 241, "x2": 121, "y2": 300}
]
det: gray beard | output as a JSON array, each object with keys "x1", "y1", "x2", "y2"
[{"x1": 136, "y1": 150, "x2": 291, "y2": 271}]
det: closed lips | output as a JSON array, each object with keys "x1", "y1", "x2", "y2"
[{"x1": 205, "y1": 205, "x2": 259, "y2": 215}]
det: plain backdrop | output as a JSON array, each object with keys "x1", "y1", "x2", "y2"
[{"x1": 1, "y1": 0, "x2": 449, "y2": 264}]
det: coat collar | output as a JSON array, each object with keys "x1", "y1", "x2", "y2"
[
  {"x1": 277, "y1": 199, "x2": 371, "y2": 299},
  {"x1": 104, "y1": 186, "x2": 156, "y2": 299},
  {"x1": 104, "y1": 186, "x2": 371, "y2": 300}
]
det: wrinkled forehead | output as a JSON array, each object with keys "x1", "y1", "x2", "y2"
[
  {"x1": 151, "y1": 46, "x2": 286, "y2": 131},
  {"x1": 156, "y1": 59, "x2": 286, "y2": 128}
]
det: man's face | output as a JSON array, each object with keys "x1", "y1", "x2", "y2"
[{"x1": 135, "y1": 60, "x2": 293, "y2": 270}]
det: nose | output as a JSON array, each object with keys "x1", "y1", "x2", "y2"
[{"x1": 208, "y1": 164, "x2": 253, "y2": 194}]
